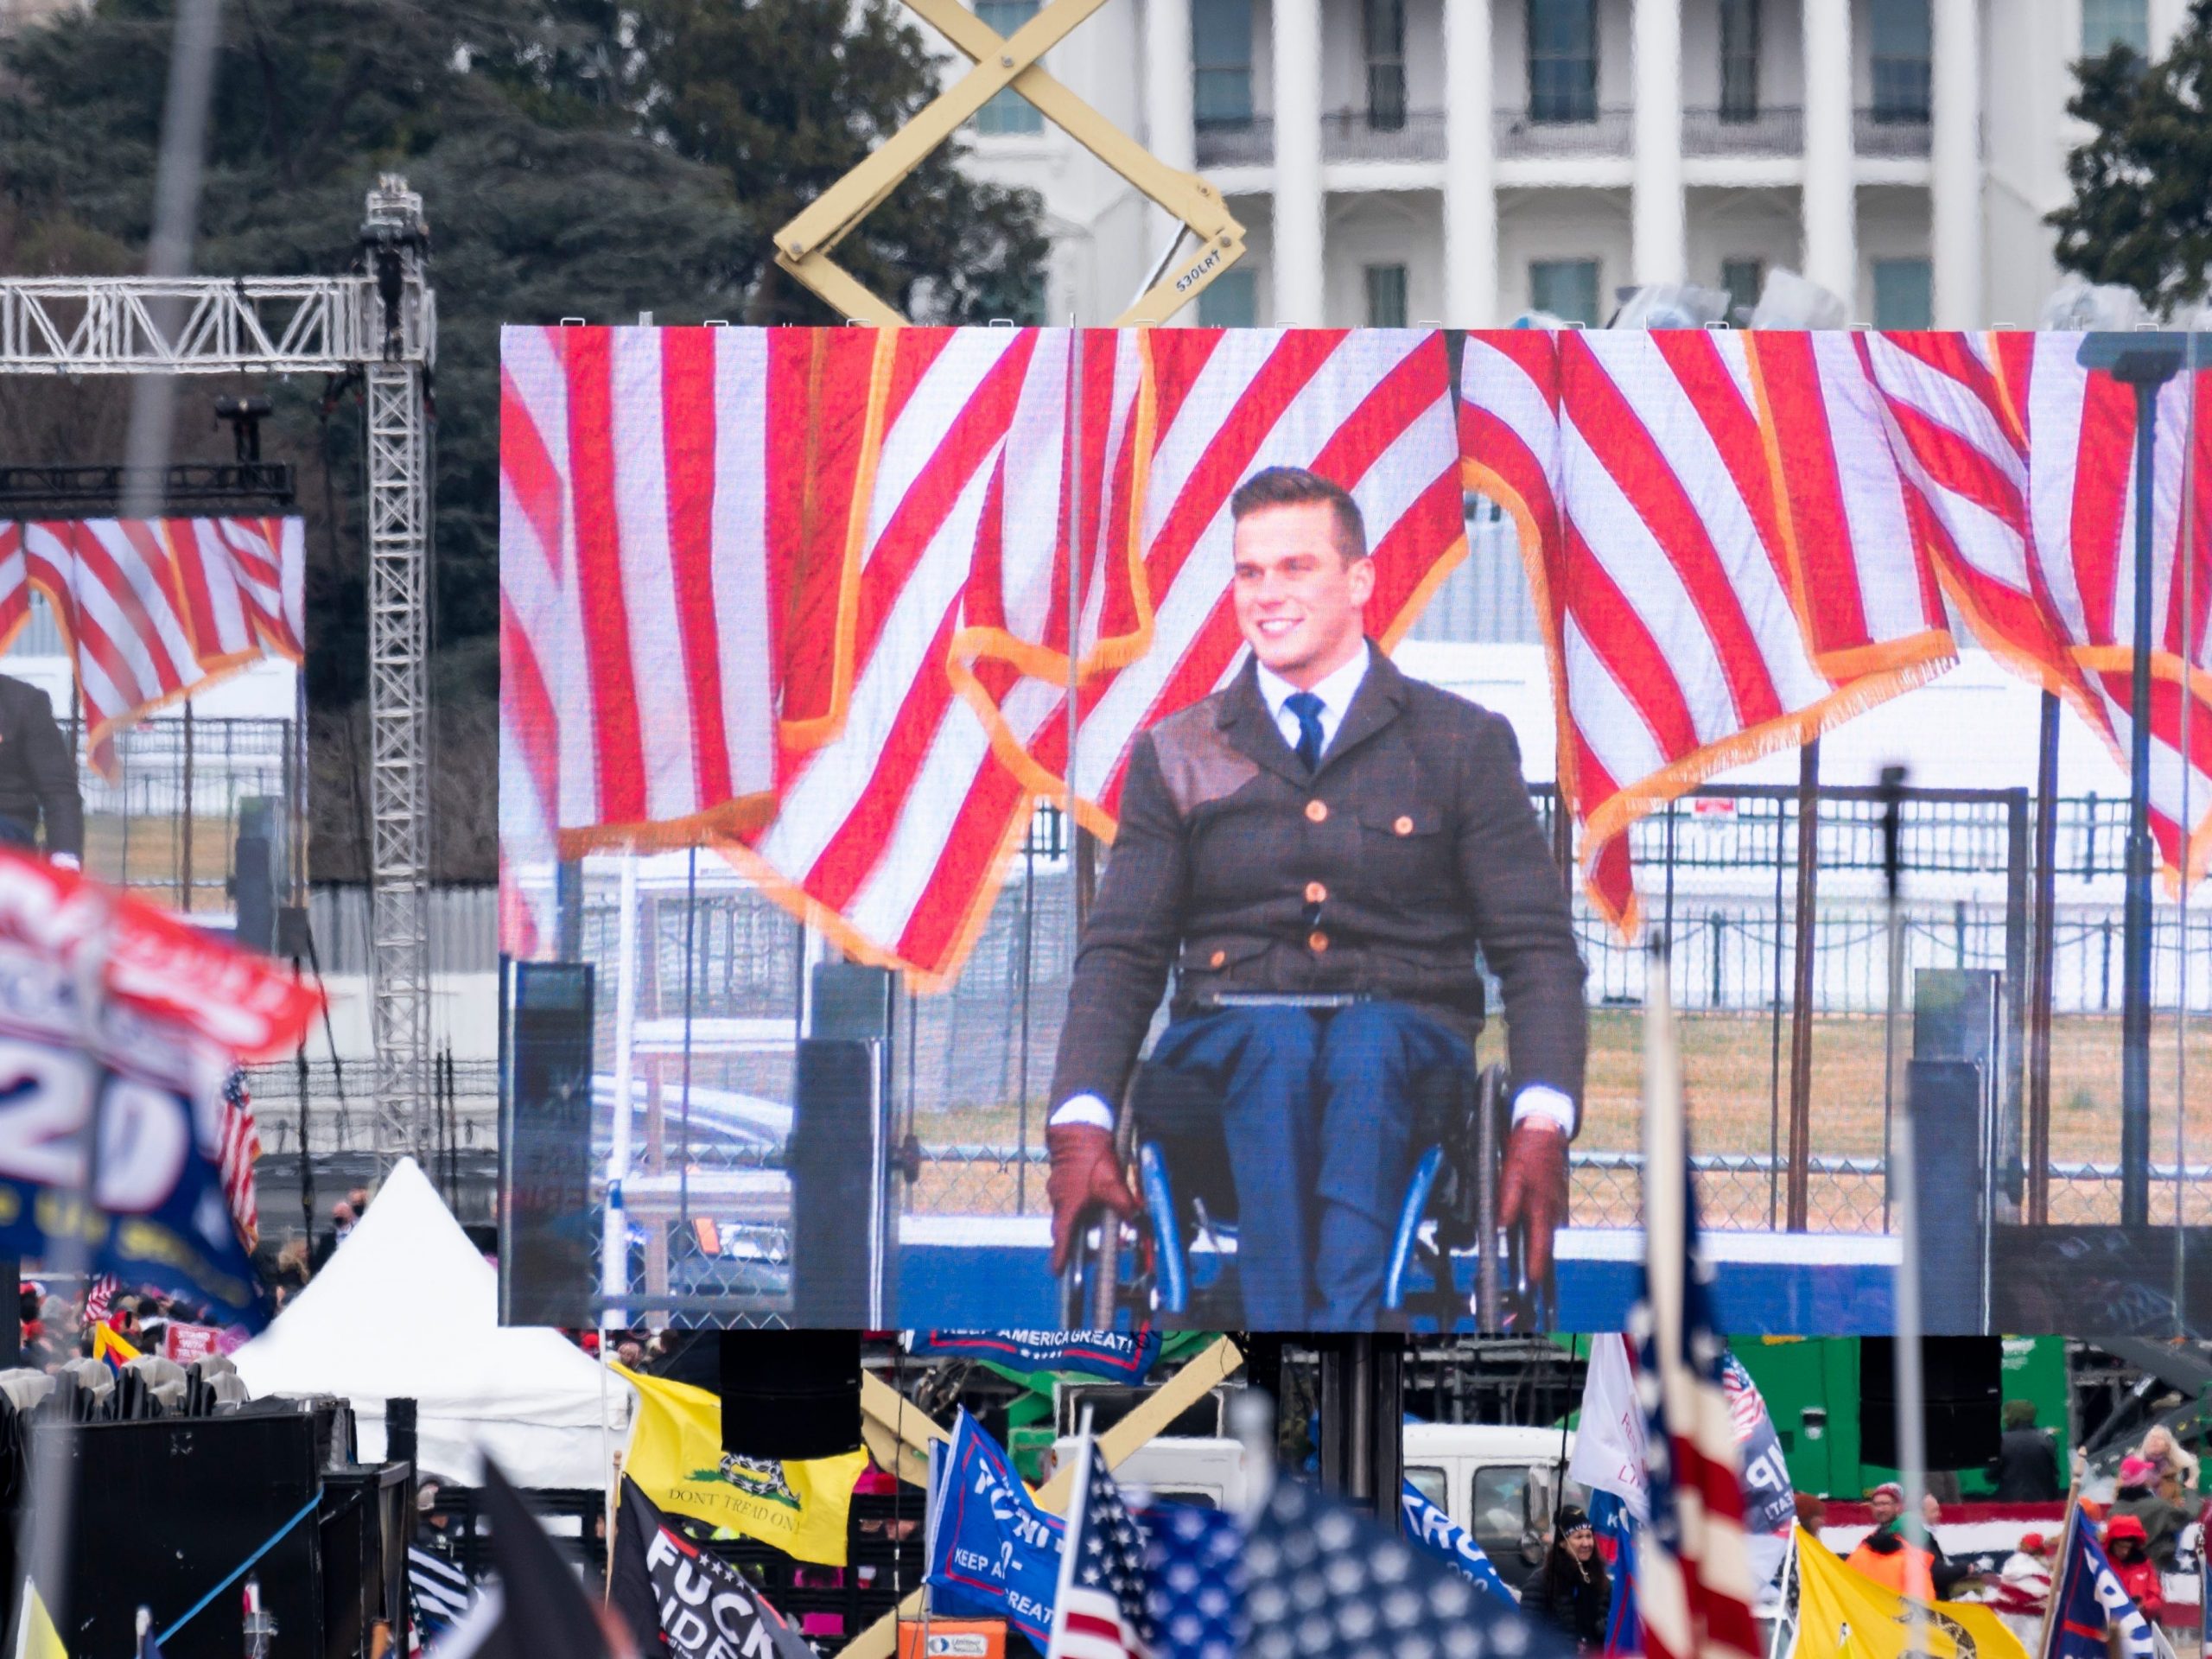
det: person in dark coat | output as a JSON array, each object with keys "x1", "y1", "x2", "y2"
[
  {"x1": 1045, "y1": 466, "x2": 1588, "y2": 1328},
  {"x1": 1535, "y1": 1506, "x2": 1611, "y2": 1653},
  {"x1": 0, "y1": 676, "x2": 81, "y2": 868},
  {"x1": 1991, "y1": 1399, "x2": 2062, "y2": 1501}
]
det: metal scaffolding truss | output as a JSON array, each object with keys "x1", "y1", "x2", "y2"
[
  {"x1": 0, "y1": 272, "x2": 427, "y2": 373},
  {"x1": 0, "y1": 175, "x2": 436, "y2": 1175}
]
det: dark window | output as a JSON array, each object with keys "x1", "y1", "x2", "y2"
[
  {"x1": 1720, "y1": 0, "x2": 1759, "y2": 121},
  {"x1": 1870, "y1": 0, "x2": 1930, "y2": 122},
  {"x1": 976, "y1": 0, "x2": 1044, "y2": 133},
  {"x1": 1193, "y1": 0, "x2": 1255, "y2": 128},
  {"x1": 2082, "y1": 0, "x2": 2148, "y2": 58},
  {"x1": 1364, "y1": 264, "x2": 1409, "y2": 327},
  {"x1": 1530, "y1": 257, "x2": 1600, "y2": 324},
  {"x1": 1365, "y1": 0, "x2": 1408, "y2": 130},
  {"x1": 1873, "y1": 257, "x2": 1932, "y2": 328},
  {"x1": 1198, "y1": 268, "x2": 1257, "y2": 327},
  {"x1": 1528, "y1": 0, "x2": 1598, "y2": 124},
  {"x1": 1721, "y1": 257, "x2": 1763, "y2": 321}
]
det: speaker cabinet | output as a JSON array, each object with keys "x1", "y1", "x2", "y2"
[
  {"x1": 721, "y1": 1332, "x2": 861, "y2": 1461},
  {"x1": 1859, "y1": 1338, "x2": 2001, "y2": 1471}
]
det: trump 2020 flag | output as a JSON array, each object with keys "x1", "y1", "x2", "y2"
[
  {"x1": 925, "y1": 1409, "x2": 1065, "y2": 1645},
  {"x1": 1400, "y1": 1478, "x2": 1516, "y2": 1599},
  {"x1": 2050, "y1": 1512, "x2": 2158, "y2": 1659}
]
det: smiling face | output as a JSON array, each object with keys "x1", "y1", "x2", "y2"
[
  {"x1": 1565, "y1": 1527, "x2": 1595, "y2": 1562},
  {"x1": 1230, "y1": 500, "x2": 1375, "y2": 688}
]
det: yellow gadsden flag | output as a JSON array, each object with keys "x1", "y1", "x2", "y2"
[
  {"x1": 614, "y1": 1363, "x2": 867, "y2": 1567},
  {"x1": 1793, "y1": 1527, "x2": 2030, "y2": 1659}
]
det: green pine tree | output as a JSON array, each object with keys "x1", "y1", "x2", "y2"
[
  {"x1": 0, "y1": 0, "x2": 1047, "y2": 878},
  {"x1": 2049, "y1": 0, "x2": 2212, "y2": 314}
]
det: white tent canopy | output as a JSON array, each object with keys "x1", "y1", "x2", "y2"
[{"x1": 234, "y1": 1156, "x2": 629, "y2": 1488}]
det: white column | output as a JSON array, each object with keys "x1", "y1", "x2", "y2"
[
  {"x1": 1272, "y1": 0, "x2": 1326, "y2": 323},
  {"x1": 1443, "y1": 0, "x2": 1497, "y2": 325},
  {"x1": 2149, "y1": 0, "x2": 2189, "y2": 54},
  {"x1": 1930, "y1": 0, "x2": 1982, "y2": 327},
  {"x1": 1801, "y1": 0, "x2": 1857, "y2": 311},
  {"x1": 1630, "y1": 0, "x2": 1685, "y2": 286},
  {"x1": 1147, "y1": 0, "x2": 1196, "y2": 171}
]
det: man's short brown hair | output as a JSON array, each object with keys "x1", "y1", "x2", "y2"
[{"x1": 1229, "y1": 466, "x2": 1368, "y2": 563}]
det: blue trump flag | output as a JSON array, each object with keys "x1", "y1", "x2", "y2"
[
  {"x1": 925, "y1": 1409, "x2": 1065, "y2": 1644},
  {"x1": 1590, "y1": 1488, "x2": 1641, "y2": 1658},
  {"x1": 0, "y1": 955, "x2": 268, "y2": 1327},
  {"x1": 1399, "y1": 1478, "x2": 1516, "y2": 1599},
  {"x1": 907, "y1": 1329, "x2": 1162, "y2": 1382},
  {"x1": 2051, "y1": 1513, "x2": 2158, "y2": 1659}
]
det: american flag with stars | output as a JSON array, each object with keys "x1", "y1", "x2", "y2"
[
  {"x1": 1141, "y1": 1500, "x2": 1243, "y2": 1659},
  {"x1": 217, "y1": 1068, "x2": 262, "y2": 1250},
  {"x1": 1240, "y1": 1477, "x2": 1572, "y2": 1659},
  {"x1": 1046, "y1": 1437, "x2": 1155, "y2": 1659}
]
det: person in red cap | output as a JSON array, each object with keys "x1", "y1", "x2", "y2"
[
  {"x1": 1994, "y1": 1531, "x2": 2054, "y2": 1619},
  {"x1": 2102, "y1": 1513, "x2": 2165, "y2": 1627}
]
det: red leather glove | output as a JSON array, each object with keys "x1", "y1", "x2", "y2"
[
  {"x1": 1046, "y1": 1123, "x2": 1141, "y2": 1276},
  {"x1": 1498, "y1": 1118, "x2": 1569, "y2": 1287}
]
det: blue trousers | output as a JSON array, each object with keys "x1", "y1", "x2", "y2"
[{"x1": 1148, "y1": 1001, "x2": 1471, "y2": 1329}]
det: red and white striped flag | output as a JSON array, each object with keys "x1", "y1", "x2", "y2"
[
  {"x1": 218, "y1": 1067, "x2": 262, "y2": 1251},
  {"x1": 1042, "y1": 327, "x2": 1465, "y2": 825},
  {"x1": 498, "y1": 324, "x2": 786, "y2": 857},
  {"x1": 9, "y1": 517, "x2": 305, "y2": 778},
  {"x1": 83, "y1": 1273, "x2": 117, "y2": 1326},
  {"x1": 1866, "y1": 330, "x2": 2212, "y2": 888},
  {"x1": 1460, "y1": 328, "x2": 1954, "y2": 928}
]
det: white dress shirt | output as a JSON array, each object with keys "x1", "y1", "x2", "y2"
[{"x1": 1052, "y1": 642, "x2": 1574, "y2": 1136}]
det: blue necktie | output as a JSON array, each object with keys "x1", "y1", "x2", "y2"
[{"x1": 1285, "y1": 690, "x2": 1325, "y2": 772}]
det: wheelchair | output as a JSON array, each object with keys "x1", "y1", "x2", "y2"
[{"x1": 1057, "y1": 994, "x2": 1556, "y2": 1332}]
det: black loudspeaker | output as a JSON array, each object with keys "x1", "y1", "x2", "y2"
[
  {"x1": 1909, "y1": 1058, "x2": 1987, "y2": 1334},
  {"x1": 500, "y1": 963, "x2": 596, "y2": 1326},
  {"x1": 386, "y1": 1396, "x2": 418, "y2": 1469},
  {"x1": 54, "y1": 1410, "x2": 327, "y2": 1659},
  {"x1": 789, "y1": 1039, "x2": 893, "y2": 1325},
  {"x1": 234, "y1": 833, "x2": 274, "y2": 953},
  {"x1": 721, "y1": 1332, "x2": 861, "y2": 1461},
  {"x1": 1860, "y1": 1338, "x2": 2002, "y2": 1471}
]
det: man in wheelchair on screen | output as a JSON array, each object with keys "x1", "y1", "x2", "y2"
[{"x1": 1045, "y1": 465, "x2": 1589, "y2": 1329}]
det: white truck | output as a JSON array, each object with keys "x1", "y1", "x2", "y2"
[{"x1": 1052, "y1": 1423, "x2": 1588, "y2": 1594}]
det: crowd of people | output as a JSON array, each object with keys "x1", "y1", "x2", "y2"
[
  {"x1": 1515, "y1": 1402, "x2": 2206, "y2": 1657},
  {"x1": 8, "y1": 1184, "x2": 378, "y2": 1376}
]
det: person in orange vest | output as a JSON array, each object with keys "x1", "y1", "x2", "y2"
[{"x1": 1847, "y1": 1484, "x2": 1937, "y2": 1601}]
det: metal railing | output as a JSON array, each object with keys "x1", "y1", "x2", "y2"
[
  {"x1": 1683, "y1": 105, "x2": 1804, "y2": 156},
  {"x1": 1854, "y1": 105, "x2": 1933, "y2": 156},
  {"x1": 1494, "y1": 107, "x2": 1633, "y2": 158},
  {"x1": 1195, "y1": 115, "x2": 1274, "y2": 167},
  {"x1": 1322, "y1": 109, "x2": 1447, "y2": 163}
]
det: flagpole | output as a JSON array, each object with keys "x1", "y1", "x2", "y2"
[
  {"x1": 1878, "y1": 766, "x2": 1931, "y2": 1659},
  {"x1": 1044, "y1": 1405, "x2": 1097, "y2": 1659},
  {"x1": 2035, "y1": 1487, "x2": 2081, "y2": 1659}
]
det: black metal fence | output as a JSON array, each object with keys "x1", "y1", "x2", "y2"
[{"x1": 576, "y1": 779, "x2": 2209, "y2": 1238}]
